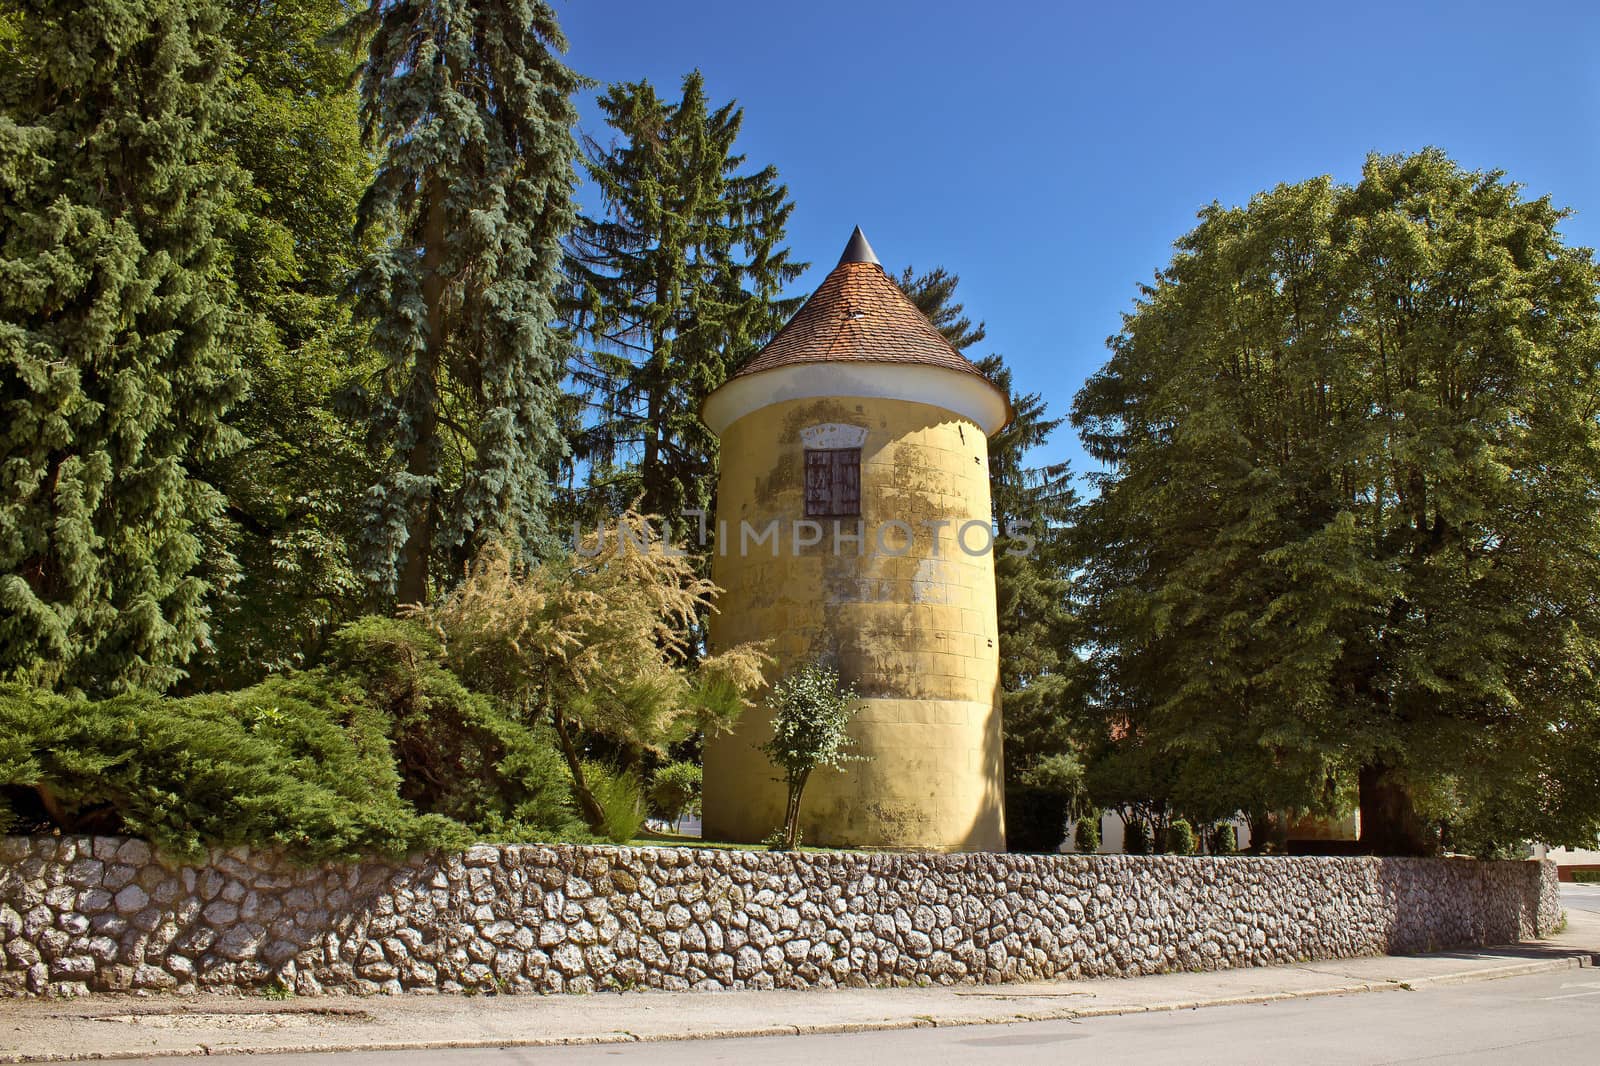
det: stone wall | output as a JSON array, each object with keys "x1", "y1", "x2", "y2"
[{"x1": 0, "y1": 837, "x2": 1559, "y2": 997}]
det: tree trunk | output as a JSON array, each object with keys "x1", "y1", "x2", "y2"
[
  {"x1": 780, "y1": 784, "x2": 793, "y2": 851},
  {"x1": 552, "y1": 708, "x2": 607, "y2": 832},
  {"x1": 1245, "y1": 809, "x2": 1285, "y2": 855},
  {"x1": 398, "y1": 177, "x2": 449, "y2": 605},
  {"x1": 642, "y1": 351, "x2": 662, "y2": 516},
  {"x1": 782, "y1": 769, "x2": 812, "y2": 850},
  {"x1": 34, "y1": 782, "x2": 69, "y2": 828},
  {"x1": 1358, "y1": 762, "x2": 1436, "y2": 856}
]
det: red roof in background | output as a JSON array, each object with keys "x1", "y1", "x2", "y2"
[{"x1": 732, "y1": 227, "x2": 994, "y2": 383}]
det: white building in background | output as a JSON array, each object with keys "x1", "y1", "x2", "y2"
[{"x1": 1531, "y1": 843, "x2": 1600, "y2": 880}]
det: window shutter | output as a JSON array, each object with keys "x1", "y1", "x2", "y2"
[
  {"x1": 805, "y1": 448, "x2": 861, "y2": 516},
  {"x1": 805, "y1": 450, "x2": 833, "y2": 516},
  {"x1": 834, "y1": 449, "x2": 860, "y2": 515}
]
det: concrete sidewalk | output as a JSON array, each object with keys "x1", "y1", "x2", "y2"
[{"x1": 5, "y1": 910, "x2": 1596, "y2": 1063}]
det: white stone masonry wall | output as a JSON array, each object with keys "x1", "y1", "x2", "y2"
[{"x1": 0, "y1": 837, "x2": 1559, "y2": 997}]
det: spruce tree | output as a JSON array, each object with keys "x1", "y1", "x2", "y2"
[
  {"x1": 978, "y1": 354, "x2": 1086, "y2": 777},
  {"x1": 894, "y1": 265, "x2": 987, "y2": 352},
  {"x1": 564, "y1": 71, "x2": 804, "y2": 525},
  {"x1": 347, "y1": 0, "x2": 581, "y2": 604},
  {"x1": 0, "y1": 0, "x2": 242, "y2": 696},
  {"x1": 198, "y1": 0, "x2": 377, "y2": 686}
]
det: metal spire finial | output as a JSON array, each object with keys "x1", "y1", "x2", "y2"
[{"x1": 837, "y1": 226, "x2": 880, "y2": 266}]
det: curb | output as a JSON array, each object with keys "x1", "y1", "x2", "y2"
[{"x1": 3, "y1": 952, "x2": 1592, "y2": 1063}]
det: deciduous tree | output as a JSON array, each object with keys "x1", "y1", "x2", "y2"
[
  {"x1": 1073, "y1": 149, "x2": 1600, "y2": 854},
  {"x1": 422, "y1": 516, "x2": 769, "y2": 834},
  {"x1": 760, "y1": 662, "x2": 864, "y2": 851}
]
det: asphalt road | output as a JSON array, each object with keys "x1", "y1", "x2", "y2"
[
  {"x1": 111, "y1": 965, "x2": 1598, "y2": 1066},
  {"x1": 1561, "y1": 882, "x2": 1600, "y2": 913}
]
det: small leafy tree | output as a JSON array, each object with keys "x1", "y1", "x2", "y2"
[
  {"x1": 423, "y1": 513, "x2": 768, "y2": 835},
  {"x1": 1019, "y1": 751, "x2": 1087, "y2": 800},
  {"x1": 1073, "y1": 812, "x2": 1102, "y2": 853},
  {"x1": 1007, "y1": 752, "x2": 1088, "y2": 853},
  {"x1": 649, "y1": 761, "x2": 702, "y2": 832},
  {"x1": 1164, "y1": 818, "x2": 1198, "y2": 856},
  {"x1": 1209, "y1": 822, "x2": 1238, "y2": 855},
  {"x1": 760, "y1": 663, "x2": 865, "y2": 851}
]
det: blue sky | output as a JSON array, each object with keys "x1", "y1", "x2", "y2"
[{"x1": 557, "y1": 0, "x2": 1600, "y2": 478}]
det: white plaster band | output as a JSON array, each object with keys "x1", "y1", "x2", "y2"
[{"x1": 703, "y1": 363, "x2": 1010, "y2": 437}]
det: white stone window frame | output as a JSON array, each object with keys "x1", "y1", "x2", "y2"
[{"x1": 799, "y1": 423, "x2": 868, "y2": 450}]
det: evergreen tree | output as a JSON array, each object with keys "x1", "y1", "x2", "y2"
[
  {"x1": 1073, "y1": 149, "x2": 1600, "y2": 854},
  {"x1": 0, "y1": 0, "x2": 243, "y2": 696},
  {"x1": 897, "y1": 267, "x2": 1088, "y2": 785},
  {"x1": 894, "y1": 265, "x2": 987, "y2": 353},
  {"x1": 347, "y1": 0, "x2": 581, "y2": 605},
  {"x1": 198, "y1": 0, "x2": 378, "y2": 686},
  {"x1": 978, "y1": 353, "x2": 1087, "y2": 779},
  {"x1": 564, "y1": 71, "x2": 804, "y2": 526}
]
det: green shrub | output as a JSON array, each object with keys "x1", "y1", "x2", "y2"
[
  {"x1": 0, "y1": 679, "x2": 465, "y2": 862},
  {"x1": 1005, "y1": 786, "x2": 1070, "y2": 853},
  {"x1": 1571, "y1": 869, "x2": 1600, "y2": 884},
  {"x1": 1073, "y1": 812, "x2": 1102, "y2": 853},
  {"x1": 648, "y1": 761, "x2": 702, "y2": 830},
  {"x1": 1165, "y1": 818, "x2": 1197, "y2": 855},
  {"x1": 584, "y1": 763, "x2": 646, "y2": 843},
  {"x1": 1123, "y1": 818, "x2": 1151, "y2": 854},
  {"x1": 1209, "y1": 822, "x2": 1238, "y2": 855},
  {"x1": 324, "y1": 618, "x2": 583, "y2": 843},
  {"x1": 0, "y1": 616, "x2": 590, "y2": 860}
]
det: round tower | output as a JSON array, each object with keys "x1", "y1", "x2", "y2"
[{"x1": 700, "y1": 228, "x2": 1011, "y2": 851}]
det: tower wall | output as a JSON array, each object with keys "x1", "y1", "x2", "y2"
[{"x1": 702, "y1": 394, "x2": 1005, "y2": 851}]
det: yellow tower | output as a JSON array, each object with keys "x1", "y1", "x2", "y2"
[{"x1": 701, "y1": 228, "x2": 1012, "y2": 851}]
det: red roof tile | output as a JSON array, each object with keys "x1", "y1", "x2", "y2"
[{"x1": 733, "y1": 230, "x2": 993, "y2": 383}]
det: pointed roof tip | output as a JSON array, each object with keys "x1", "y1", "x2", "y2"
[
  {"x1": 718, "y1": 226, "x2": 1014, "y2": 429},
  {"x1": 837, "y1": 225, "x2": 880, "y2": 266}
]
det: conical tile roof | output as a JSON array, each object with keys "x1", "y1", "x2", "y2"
[{"x1": 732, "y1": 227, "x2": 992, "y2": 382}]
